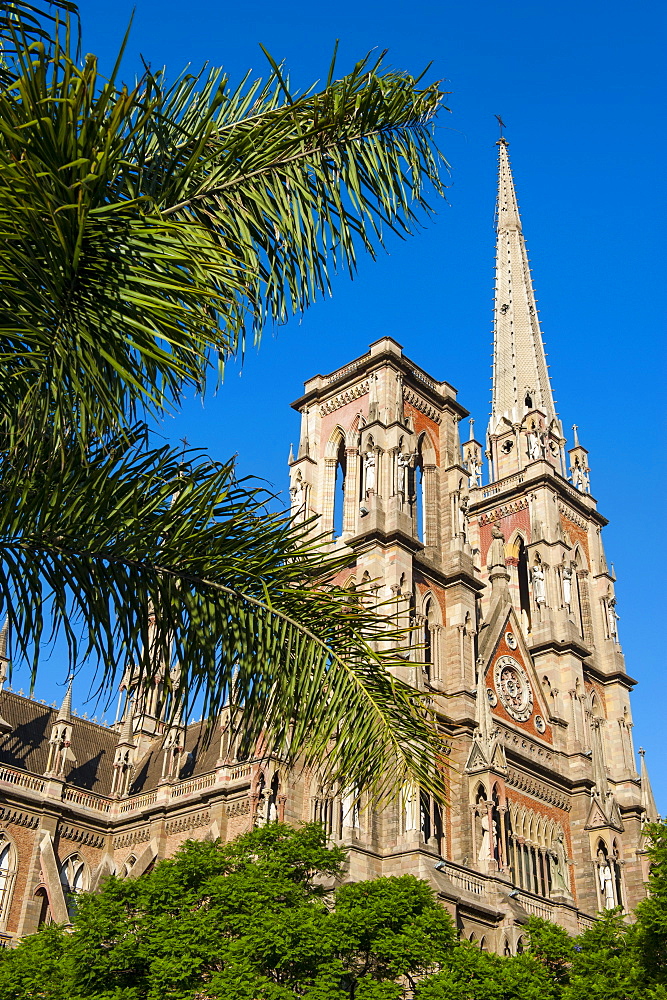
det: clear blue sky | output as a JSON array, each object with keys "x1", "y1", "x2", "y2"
[{"x1": 14, "y1": 1, "x2": 666, "y2": 808}]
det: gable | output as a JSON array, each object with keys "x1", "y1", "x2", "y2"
[{"x1": 482, "y1": 609, "x2": 553, "y2": 743}]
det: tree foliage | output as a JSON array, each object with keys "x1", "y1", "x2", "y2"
[
  {"x1": 0, "y1": 0, "x2": 452, "y2": 797},
  {"x1": 1, "y1": 821, "x2": 666, "y2": 999},
  {"x1": 0, "y1": 824, "x2": 455, "y2": 999}
]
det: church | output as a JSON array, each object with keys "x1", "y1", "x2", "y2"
[{"x1": 0, "y1": 138, "x2": 657, "y2": 949}]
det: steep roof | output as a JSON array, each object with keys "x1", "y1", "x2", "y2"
[{"x1": 0, "y1": 691, "x2": 118, "y2": 795}]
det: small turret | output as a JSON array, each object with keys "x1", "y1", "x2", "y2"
[
  {"x1": 569, "y1": 425, "x2": 591, "y2": 494},
  {"x1": 45, "y1": 679, "x2": 76, "y2": 778},
  {"x1": 111, "y1": 699, "x2": 136, "y2": 798}
]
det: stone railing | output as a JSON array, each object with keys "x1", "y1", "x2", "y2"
[
  {"x1": 577, "y1": 913, "x2": 596, "y2": 932},
  {"x1": 404, "y1": 360, "x2": 439, "y2": 393},
  {"x1": 515, "y1": 889, "x2": 555, "y2": 920},
  {"x1": 229, "y1": 765, "x2": 252, "y2": 781},
  {"x1": 170, "y1": 773, "x2": 216, "y2": 799},
  {"x1": 438, "y1": 861, "x2": 485, "y2": 896},
  {"x1": 0, "y1": 764, "x2": 45, "y2": 794},
  {"x1": 119, "y1": 790, "x2": 159, "y2": 814},
  {"x1": 326, "y1": 358, "x2": 366, "y2": 384},
  {"x1": 62, "y1": 787, "x2": 112, "y2": 813},
  {"x1": 479, "y1": 472, "x2": 525, "y2": 499},
  {"x1": 0, "y1": 759, "x2": 253, "y2": 818}
]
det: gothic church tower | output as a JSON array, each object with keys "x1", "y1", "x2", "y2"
[{"x1": 284, "y1": 136, "x2": 652, "y2": 943}]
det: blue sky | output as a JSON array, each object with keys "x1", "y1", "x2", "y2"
[{"x1": 14, "y1": 1, "x2": 666, "y2": 808}]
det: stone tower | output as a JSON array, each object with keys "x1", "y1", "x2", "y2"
[{"x1": 284, "y1": 137, "x2": 652, "y2": 944}]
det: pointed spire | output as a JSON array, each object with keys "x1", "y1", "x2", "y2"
[
  {"x1": 639, "y1": 748, "x2": 659, "y2": 822},
  {"x1": 288, "y1": 442, "x2": 294, "y2": 464},
  {"x1": 117, "y1": 698, "x2": 136, "y2": 747},
  {"x1": 56, "y1": 678, "x2": 73, "y2": 723},
  {"x1": 490, "y1": 139, "x2": 557, "y2": 435}
]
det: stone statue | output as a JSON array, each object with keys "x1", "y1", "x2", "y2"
[
  {"x1": 580, "y1": 466, "x2": 591, "y2": 493},
  {"x1": 528, "y1": 432, "x2": 541, "y2": 462},
  {"x1": 467, "y1": 451, "x2": 482, "y2": 488},
  {"x1": 458, "y1": 495, "x2": 469, "y2": 538},
  {"x1": 531, "y1": 563, "x2": 547, "y2": 605},
  {"x1": 597, "y1": 850, "x2": 616, "y2": 908},
  {"x1": 607, "y1": 598, "x2": 620, "y2": 640},
  {"x1": 397, "y1": 451, "x2": 410, "y2": 494},
  {"x1": 403, "y1": 783, "x2": 418, "y2": 832},
  {"x1": 562, "y1": 565, "x2": 572, "y2": 608},
  {"x1": 364, "y1": 451, "x2": 376, "y2": 493},
  {"x1": 289, "y1": 477, "x2": 305, "y2": 519},
  {"x1": 478, "y1": 813, "x2": 491, "y2": 861},
  {"x1": 487, "y1": 525, "x2": 506, "y2": 571},
  {"x1": 548, "y1": 831, "x2": 569, "y2": 895}
]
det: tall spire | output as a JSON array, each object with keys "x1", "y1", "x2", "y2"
[{"x1": 490, "y1": 139, "x2": 557, "y2": 434}]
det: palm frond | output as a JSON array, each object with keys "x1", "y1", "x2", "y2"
[
  {"x1": 0, "y1": 27, "x2": 448, "y2": 453},
  {"x1": 0, "y1": 431, "x2": 446, "y2": 800}
]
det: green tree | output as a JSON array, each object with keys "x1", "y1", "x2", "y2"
[
  {"x1": 635, "y1": 822, "x2": 667, "y2": 986},
  {"x1": 0, "y1": 824, "x2": 455, "y2": 999},
  {"x1": 0, "y1": 1, "x2": 451, "y2": 797}
]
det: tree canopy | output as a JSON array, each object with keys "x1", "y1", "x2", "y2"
[
  {"x1": 1, "y1": 821, "x2": 665, "y2": 999},
  {"x1": 0, "y1": 0, "x2": 452, "y2": 798}
]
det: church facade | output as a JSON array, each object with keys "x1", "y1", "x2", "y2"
[{"x1": 0, "y1": 139, "x2": 657, "y2": 949}]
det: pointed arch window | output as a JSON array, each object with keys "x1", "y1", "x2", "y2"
[
  {"x1": 517, "y1": 538, "x2": 531, "y2": 629},
  {"x1": 60, "y1": 854, "x2": 88, "y2": 919},
  {"x1": 34, "y1": 887, "x2": 51, "y2": 927},
  {"x1": 0, "y1": 837, "x2": 16, "y2": 927},
  {"x1": 333, "y1": 438, "x2": 347, "y2": 538}
]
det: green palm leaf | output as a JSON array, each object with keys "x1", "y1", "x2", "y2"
[
  {"x1": 0, "y1": 431, "x2": 445, "y2": 799},
  {"x1": 0, "y1": 4, "x2": 451, "y2": 799}
]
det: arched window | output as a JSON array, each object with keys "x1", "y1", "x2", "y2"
[
  {"x1": 122, "y1": 855, "x2": 137, "y2": 878},
  {"x1": 517, "y1": 538, "x2": 531, "y2": 629},
  {"x1": 423, "y1": 597, "x2": 433, "y2": 682},
  {"x1": 60, "y1": 854, "x2": 88, "y2": 919},
  {"x1": 34, "y1": 887, "x2": 51, "y2": 927},
  {"x1": 333, "y1": 437, "x2": 347, "y2": 538},
  {"x1": 0, "y1": 837, "x2": 16, "y2": 926}
]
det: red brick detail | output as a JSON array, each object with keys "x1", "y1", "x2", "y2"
[
  {"x1": 559, "y1": 513, "x2": 589, "y2": 562},
  {"x1": 403, "y1": 403, "x2": 440, "y2": 464},
  {"x1": 479, "y1": 507, "x2": 531, "y2": 566}
]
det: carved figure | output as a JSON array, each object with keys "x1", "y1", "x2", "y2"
[
  {"x1": 487, "y1": 525, "x2": 506, "y2": 571},
  {"x1": 289, "y1": 477, "x2": 305, "y2": 519},
  {"x1": 528, "y1": 432, "x2": 541, "y2": 462},
  {"x1": 403, "y1": 783, "x2": 418, "y2": 832},
  {"x1": 607, "y1": 598, "x2": 620, "y2": 640},
  {"x1": 562, "y1": 565, "x2": 573, "y2": 608},
  {"x1": 531, "y1": 563, "x2": 547, "y2": 605},
  {"x1": 549, "y1": 832, "x2": 569, "y2": 894},
  {"x1": 458, "y1": 495, "x2": 469, "y2": 538},
  {"x1": 467, "y1": 451, "x2": 482, "y2": 488},
  {"x1": 364, "y1": 451, "x2": 376, "y2": 493},
  {"x1": 478, "y1": 813, "x2": 495, "y2": 862},
  {"x1": 397, "y1": 451, "x2": 410, "y2": 494},
  {"x1": 597, "y1": 851, "x2": 616, "y2": 908}
]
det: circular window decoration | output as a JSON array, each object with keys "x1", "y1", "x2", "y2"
[
  {"x1": 504, "y1": 631, "x2": 517, "y2": 650},
  {"x1": 534, "y1": 715, "x2": 546, "y2": 734},
  {"x1": 494, "y1": 655, "x2": 533, "y2": 722},
  {"x1": 486, "y1": 687, "x2": 498, "y2": 707}
]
